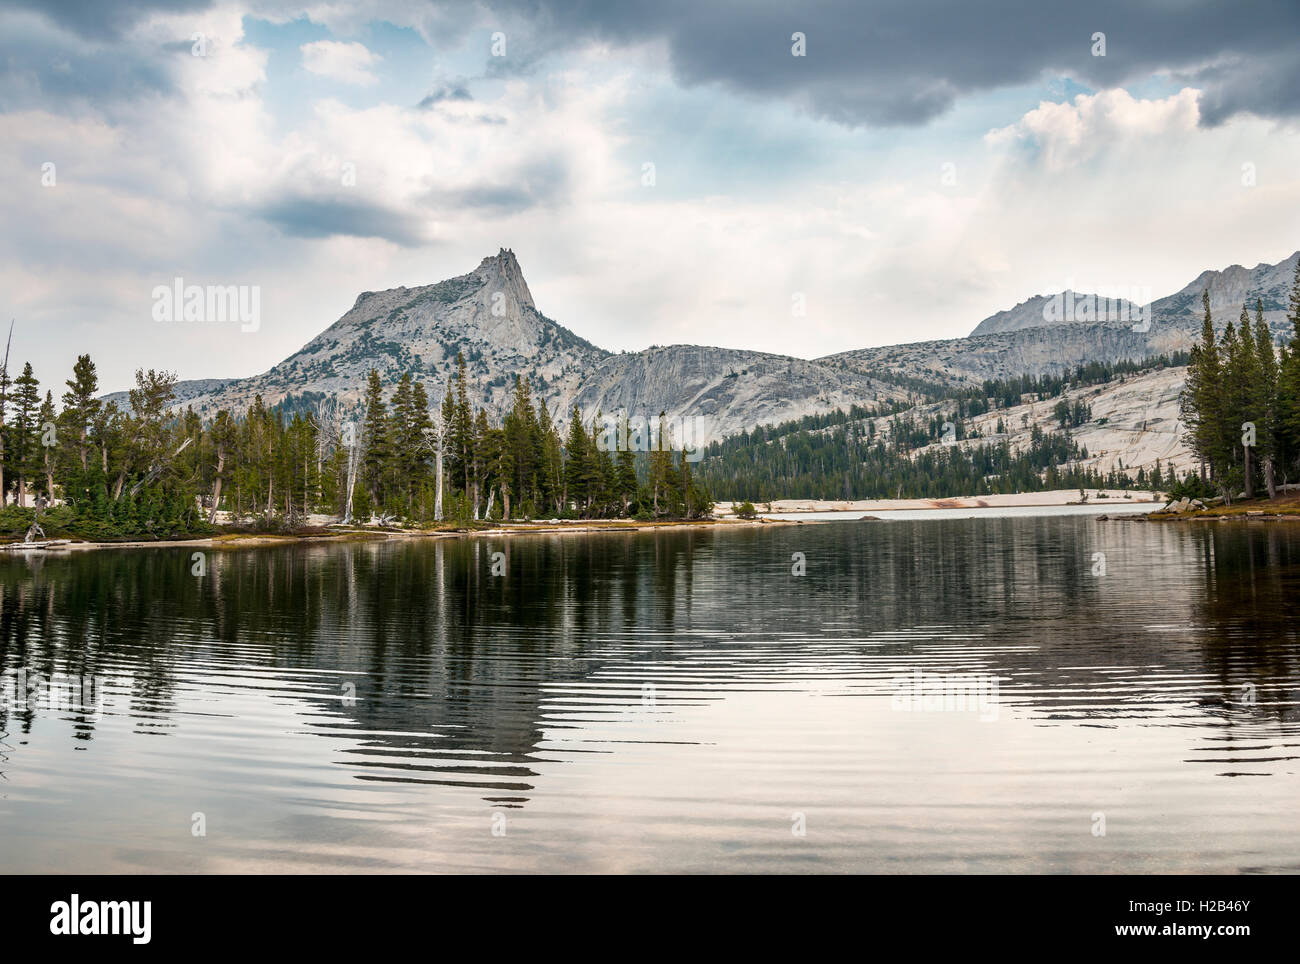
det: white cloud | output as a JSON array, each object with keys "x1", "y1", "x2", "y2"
[
  {"x1": 986, "y1": 88, "x2": 1202, "y2": 170},
  {"x1": 300, "y1": 40, "x2": 380, "y2": 86}
]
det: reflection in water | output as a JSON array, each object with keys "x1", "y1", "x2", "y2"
[{"x1": 1, "y1": 518, "x2": 1298, "y2": 872}]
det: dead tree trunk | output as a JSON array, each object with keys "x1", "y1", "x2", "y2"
[
  {"x1": 343, "y1": 442, "x2": 359, "y2": 524},
  {"x1": 208, "y1": 444, "x2": 226, "y2": 525}
]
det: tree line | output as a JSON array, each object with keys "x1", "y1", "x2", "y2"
[
  {"x1": 695, "y1": 413, "x2": 1175, "y2": 503},
  {"x1": 0, "y1": 349, "x2": 712, "y2": 542},
  {"x1": 1180, "y1": 260, "x2": 1300, "y2": 502}
]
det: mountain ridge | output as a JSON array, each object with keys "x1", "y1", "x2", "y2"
[{"x1": 108, "y1": 248, "x2": 1298, "y2": 445}]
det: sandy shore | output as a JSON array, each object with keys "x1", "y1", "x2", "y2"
[{"x1": 718, "y1": 488, "x2": 1163, "y2": 515}]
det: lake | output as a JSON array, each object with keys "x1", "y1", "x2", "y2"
[{"x1": 2, "y1": 513, "x2": 1298, "y2": 873}]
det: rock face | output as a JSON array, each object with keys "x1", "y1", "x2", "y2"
[
  {"x1": 568, "y1": 345, "x2": 907, "y2": 442},
  {"x1": 824, "y1": 323, "x2": 1159, "y2": 389}
]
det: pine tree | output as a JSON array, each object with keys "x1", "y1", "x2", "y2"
[
  {"x1": 563, "y1": 406, "x2": 591, "y2": 513},
  {"x1": 452, "y1": 353, "x2": 474, "y2": 502},
  {"x1": 1180, "y1": 291, "x2": 1229, "y2": 491},
  {"x1": 1252, "y1": 299, "x2": 1279, "y2": 497},
  {"x1": 390, "y1": 373, "x2": 416, "y2": 512},
  {"x1": 615, "y1": 413, "x2": 638, "y2": 512},
  {"x1": 59, "y1": 354, "x2": 101, "y2": 504},
  {"x1": 38, "y1": 390, "x2": 56, "y2": 503},
  {"x1": 10, "y1": 362, "x2": 41, "y2": 506},
  {"x1": 410, "y1": 381, "x2": 434, "y2": 513},
  {"x1": 505, "y1": 376, "x2": 538, "y2": 513},
  {"x1": 471, "y1": 407, "x2": 489, "y2": 518},
  {"x1": 1281, "y1": 258, "x2": 1300, "y2": 471},
  {"x1": 678, "y1": 447, "x2": 693, "y2": 518},
  {"x1": 537, "y1": 403, "x2": 563, "y2": 515},
  {"x1": 1233, "y1": 310, "x2": 1259, "y2": 498},
  {"x1": 361, "y1": 368, "x2": 389, "y2": 513}
]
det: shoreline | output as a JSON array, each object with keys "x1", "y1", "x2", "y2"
[
  {"x1": 10, "y1": 488, "x2": 1299, "y2": 551},
  {"x1": 0, "y1": 516, "x2": 799, "y2": 552},
  {"x1": 1145, "y1": 492, "x2": 1300, "y2": 523}
]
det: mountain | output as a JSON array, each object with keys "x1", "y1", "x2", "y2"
[
  {"x1": 109, "y1": 248, "x2": 1297, "y2": 448},
  {"x1": 829, "y1": 250, "x2": 1298, "y2": 387},
  {"x1": 151, "y1": 249, "x2": 606, "y2": 418},
  {"x1": 1145, "y1": 251, "x2": 1298, "y2": 334},
  {"x1": 114, "y1": 249, "x2": 914, "y2": 444},
  {"x1": 824, "y1": 323, "x2": 1158, "y2": 389},
  {"x1": 568, "y1": 344, "x2": 909, "y2": 441},
  {"x1": 969, "y1": 291, "x2": 1143, "y2": 336}
]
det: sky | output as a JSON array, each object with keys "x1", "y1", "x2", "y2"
[{"x1": 1, "y1": 0, "x2": 1299, "y2": 394}]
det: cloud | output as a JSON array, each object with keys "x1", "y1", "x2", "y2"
[
  {"x1": 257, "y1": 196, "x2": 429, "y2": 245},
  {"x1": 300, "y1": 40, "x2": 380, "y2": 86},
  {"x1": 986, "y1": 88, "x2": 1202, "y2": 171},
  {"x1": 0, "y1": 8, "x2": 178, "y2": 109},
  {"x1": 465, "y1": 0, "x2": 1300, "y2": 127},
  {"x1": 1191, "y1": 51, "x2": 1300, "y2": 127},
  {"x1": 964, "y1": 89, "x2": 1300, "y2": 327},
  {"x1": 418, "y1": 84, "x2": 473, "y2": 109},
  {"x1": 3, "y1": 0, "x2": 213, "y2": 39},
  {"x1": 8, "y1": 2, "x2": 1299, "y2": 128}
]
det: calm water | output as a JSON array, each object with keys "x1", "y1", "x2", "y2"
[{"x1": 1, "y1": 515, "x2": 1298, "y2": 874}]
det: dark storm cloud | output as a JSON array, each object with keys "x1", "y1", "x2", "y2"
[
  {"x1": 8, "y1": 1, "x2": 1296, "y2": 124},
  {"x1": 258, "y1": 197, "x2": 430, "y2": 247},
  {"x1": 1192, "y1": 50, "x2": 1300, "y2": 127},
  {"x1": 475, "y1": 0, "x2": 1300, "y2": 126}
]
